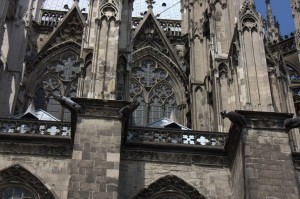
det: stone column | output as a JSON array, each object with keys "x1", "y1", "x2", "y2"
[
  {"x1": 226, "y1": 111, "x2": 299, "y2": 199},
  {"x1": 189, "y1": 1, "x2": 211, "y2": 131},
  {"x1": 239, "y1": 4, "x2": 273, "y2": 111},
  {"x1": 291, "y1": 0, "x2": 300, "y2": 62},
  {"x1": 67, "y1": 98, "x2": 132, "y2": 199},
  {"x1": 0, "y1": 0, "x2": 9, "y2": 56}
]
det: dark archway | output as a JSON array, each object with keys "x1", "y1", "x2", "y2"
[
  {"x1": 0, "y1": 164, "x2": 57, "y2": 199},
  {"x1": 134, "y1": 175, "x2": 206, "y2": 199}
]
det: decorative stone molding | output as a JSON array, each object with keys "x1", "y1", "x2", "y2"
[
  {"x1": 235, "y1": 110, "x2": 293, "y2": 130},
  {"x1": 0, "y1": 142, "x2": 72, "y2": 156},
  {"x1": 121, "y1": 149, "x2": 229, "y2": 167},
  {"x1": 72, "y1": 98, "x2": 133, "y2": 120},
  {"x1": 99, "y1": 0, "x2": 120, "y2": 21}
]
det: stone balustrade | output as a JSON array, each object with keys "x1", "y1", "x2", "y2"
[
  {"x1": 126, "y1": 126, "x2": 227, "y2": 148},
  {"x1": 0, "y1": 118, "x2": 71, "y2": 137}
]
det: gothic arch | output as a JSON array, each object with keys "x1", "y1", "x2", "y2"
[
  {"x1": 24, "y1": 43, "x2": 81, "y2": 121},
  {"x1": 130, "y1": 53, "x2": 185, "y2": 125},
  {"x1": 132, "y1": 47, "x2": 187, "y2": 104},
  {"x1": 218, "y1": 63, "x2": 228, "y2": 78},
  {"x1": 240, "y1": 3, "x2": 261, "y2": 33},
  {"x1": 99, "y1": 0, "x2": 120, "y2": 21},
  {"x1": 26, "y1": 43, "x2": 80, "y2": 93},
  {"x1": 0, "y1": 164, "x2": 57, "y2": 199},
  {"x1": 134, "y1": 175, "x2": 206, "y2": 199}
]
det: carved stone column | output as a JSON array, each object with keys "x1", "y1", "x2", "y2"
[
  {"x1": 239, "y1": 3, "x2": 273, "y2": 111},
  {"x1": 188, "y1": 1, "x2": 211, "y2": 131},
  {"x1": 83, "y1": 0, "x2": 122, "y2": 100},
  {"x1": 291, "y1": 0, "x2": 300, "y2": 62},
  {"x1": 0, "y1": 0, "x2": 9, "y2": 57},
  {"x1": 67, "y1": 98, "x2": 133, "y2": 199}
]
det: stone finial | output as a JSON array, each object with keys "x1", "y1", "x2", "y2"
[
  {"x1": 265, "y1": 0, "x2": 280, "y2": 42},
  {"x1": 146, "y1": 0, "x2": 155, "y2": 9}
]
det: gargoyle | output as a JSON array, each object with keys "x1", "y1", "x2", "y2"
[
  {"x1": 284, "y1": 117, "x2": 300, "y2": 130},
  {"x1": 220, "y1": 110, "x2": 247, "y2": 127},
  {"x1": 53, "y1": 94, "x2": 81, "y2": 113},
  {"x1": 119, "y1": 100, "x2": 140, "y2": 118}
]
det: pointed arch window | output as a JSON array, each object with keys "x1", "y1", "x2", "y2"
[
  {"x1": 33, "y1": 50, "x2": 80, "y2": 121},
  {"x1": 130, "y1": 58, "x2": 178, "y2": 126},
  {"x1": 0, "y1": 165, "x2": 56, "y2": 199},
  {"x1": 134, "y1": 175, "x2": 206, "y2": 199}
]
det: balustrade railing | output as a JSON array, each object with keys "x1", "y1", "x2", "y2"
[
  {"x1": 0, "y1": 118, "x2": 71, "y2": 137},
  {"x1": 38, "y1": 9, "x2": 182, "y2": 36},
  {"x1": 127, "y1": 127, "x2": 227, "y2": 148},
  {"x1": 39, "y1": 9, "x2": 87, "y2": 27}
]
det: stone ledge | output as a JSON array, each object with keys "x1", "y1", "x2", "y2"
[
  {"x1": 0, "y1": 141, "x2": 72, "y2": 156},
  {"x1": 121, "y1": 148, "x2": 229, "y2": 167},
  {"x1": 72, "y1": 98, "x2": 132, "y2": 119},
  {"x1": 236, "y1": 110, "x2": 293, "y2": 130}
]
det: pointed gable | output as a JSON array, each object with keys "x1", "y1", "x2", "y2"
[
  {"x1": 37, "y1": 3, "x2": 85, "y2": 57},
  {"x1": 27, "y1": 3, "x2": 85, "y2": 73},
  {"x1": 239, "y1": 1, "x2": 261, "y2": 23},
  {"x1": 132, "y1": 10, "x2": 182, "y2": 68}
]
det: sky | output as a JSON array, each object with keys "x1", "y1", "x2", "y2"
[
  {"x1": 43, "y1": 0, "x2": 295, "y2": 35},
  {"x1": 255, "y1": 0, "x2": 295, "y2": 36}
]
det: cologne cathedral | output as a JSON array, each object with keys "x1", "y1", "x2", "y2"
[{"x1": 0, "y1": 0, "x2": 299, "y2": 198}]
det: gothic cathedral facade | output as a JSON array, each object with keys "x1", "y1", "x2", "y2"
[{"x1": 0, "y1": 0, "x2": 300, "y2": 198}]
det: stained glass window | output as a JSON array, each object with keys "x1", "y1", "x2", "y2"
[
  {"x1": 0, "y1": 185, "x2": 36, "y2": 199},
  {"x1": 130, "y1": 58, "x2": 177, "y2": 126},
  {"x1": 33, "y1": 51, "x2": 80, "y2": 121}
]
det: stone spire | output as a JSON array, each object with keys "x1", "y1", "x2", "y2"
[
  {"x1": 265, "y1": 0, "x2": 280, "y2": 42},
  {"x1": 146, "y1": 0, "x2": 155, "y2": 10}
]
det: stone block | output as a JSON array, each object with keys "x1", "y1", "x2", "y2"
[
  {"x1": 107, "y1": 169, "x2": 119, "y2": 178},
  {"x1": 107, "y1": 153, "x2": 120, "y2": 162}
]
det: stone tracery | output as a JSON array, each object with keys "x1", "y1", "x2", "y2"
[{"x1": 130, "y1": 58, "x2": 178, "y2": 125}]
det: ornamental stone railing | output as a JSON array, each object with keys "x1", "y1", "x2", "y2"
[
  {"x1": 126, "y1": 127, "x2": 227, "y2": 149},
  {"x1": 0, "y1": 118, "x2": 72, "y2": 156},
  {"x1": 39, "y1": 9, "x2": 88, "y2": 27},
  {"x1": 0, "y1": 118, "x2": 71, "y2": 137},
  {"x1": 38, "y1": 9, "x2": 182, "y2": 36}
]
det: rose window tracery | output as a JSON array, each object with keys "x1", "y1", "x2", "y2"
[
  {"x1": 47, "y1": 53, "x2": 80, "y2": 81},
  {"x1": 132, "y1": 59, "x2": 167, "y2": 88},
  {"x1": 130, "y1": 58, "x2": 178, "y2": 126}
]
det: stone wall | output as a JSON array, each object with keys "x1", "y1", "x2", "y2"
[
  {"x1": 0, "y1": 154, "x2": 70, "y2": 199},
  {"x1": 68, "y1": 117, "x2": 122, "y2": 199},
  {"x1": 296, "y1": 169, "x2": 300, "y2": 191},
  {"x1": 67, "y1": 98, "x2": 131, "y2": 199},
  {"x1": 118, "y1": 160, "x2": 232, "y2": 199},
  {"x1": 244, "y1": 129, "x2": 299, "y2": 198},
  {"x1": 230, "y1": 137, "x2": 244, "y2": 199}
]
